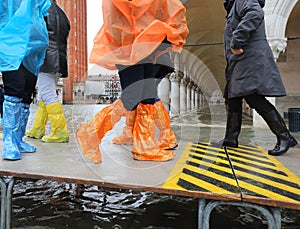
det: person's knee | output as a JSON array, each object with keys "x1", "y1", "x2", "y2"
[{"x1": 245, "y1": 94, "x2": 274, "y2": 115}]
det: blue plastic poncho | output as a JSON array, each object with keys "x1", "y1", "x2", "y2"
[{"x1": 0, "y1": 0, "x2": 51, "y2": 76}]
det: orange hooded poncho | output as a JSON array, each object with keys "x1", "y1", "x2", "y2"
[{"x1": 89, "y1": 0, "x2": 189, "y2": 70}]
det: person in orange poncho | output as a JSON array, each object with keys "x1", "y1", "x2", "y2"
[{"x1": 76, "y1": 0, "x2": 189, "y2": 163}]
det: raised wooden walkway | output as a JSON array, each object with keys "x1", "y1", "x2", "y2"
[{"x1": 0, "y1": 104, "x2": 299, "y2": 228}]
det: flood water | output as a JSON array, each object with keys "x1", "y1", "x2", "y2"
[{"x1": 11, "y1": 179, "x2": 300, "y2": 229}]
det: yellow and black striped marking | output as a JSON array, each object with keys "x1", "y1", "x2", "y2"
[
  {"x1": 163, "y1": 142, "x2": 241, "y2": 196},
  {"x1": 163, "y1": 142, "x2": 300, "y2": 207},
  {"x1": 227, "y1": 144, "x2": 300, "y2": 204}
]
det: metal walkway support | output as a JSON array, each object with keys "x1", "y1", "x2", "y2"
[
  {"x1": 198, "y1": 199, "x2": 282, "y2": 229},
  {"x1": 0, "y1": 177, "x2": 15, "y2": 229}
]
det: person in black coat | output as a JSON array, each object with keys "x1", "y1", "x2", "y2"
[
  {"x1": 215, "y1": 0, "x2": 297, "y2": 155},
  {"x1": 26, "y1": 0, "x2": 70, "y2": 143}
]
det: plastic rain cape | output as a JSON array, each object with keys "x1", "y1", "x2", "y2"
[
  {"x1": 0, "y1": 0, "x2": 51, "y2": 76},
  {"x1": 90, "y1": 0, "x2": 189, "y2": 70}
]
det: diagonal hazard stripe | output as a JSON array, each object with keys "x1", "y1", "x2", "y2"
[
  {"x1": 192, "y1": 144, "x2": 275, "y2": 166},
  {"x1": 235, "y1": 146, "x2": 300, "y2": 203},
  {"x1": 200, "y1": 142, "x2": 300, "y2": 204},
  {"x1": 193, "y1": 143, "x2": 298, "y2": 184},
  {"x1": 183, "y1": 166, "x2": 239, "y2": 191},
  {"x1": 191, "y1": 147, "x2": 297, "y2": 186},
  {"x1": 163, "y1": 142, "x2": 300, "y2": 209},
  {"x1": 189, "y1": 149, "x2": 290, "y2": 181},
  {"x1": 163, "y1": 142, "x2": 240, "y2": 197},
  {"x1": 191, "y1": 143, "x2": 287, "y2": 174},
  {"x1": 178, "y1": 171, "x2": 234, "y2": 194}
]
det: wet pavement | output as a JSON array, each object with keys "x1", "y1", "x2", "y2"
[{"x1": 25, "y1": 103, "x2": 300, "y2": 178}]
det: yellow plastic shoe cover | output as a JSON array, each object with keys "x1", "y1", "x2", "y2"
[
  {"x1": 41, "y1": 102, "x2": 69, "y2": 143},
  {"x1": 26, "y1": 101, "x2": 48, "y2": 139}
]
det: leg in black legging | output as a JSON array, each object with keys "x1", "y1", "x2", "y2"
[{"x1": 244, "y1": 93, "x2": 274, "y2": 115}]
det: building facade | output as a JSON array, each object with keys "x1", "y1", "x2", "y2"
[
  {"x1": 56, "y1": 0, "x2": 88, "y2": 103},
  {"x1": 73, "y1": 74, "x2": 121, "y2": 104}
]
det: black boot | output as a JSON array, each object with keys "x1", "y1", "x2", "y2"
[
  {"x1": 212, "y1": 112, "x2": 242, "y2": 148},
  {"x1": 261, "y1": 109, "x2": 298, "y2": 156}
]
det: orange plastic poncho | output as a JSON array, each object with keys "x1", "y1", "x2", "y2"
[{"x1": 89, "y1": 0, "x2": 189, "y2": 70}]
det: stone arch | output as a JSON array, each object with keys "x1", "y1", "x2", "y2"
[{"x1": 265, "y1": 0, "x2": 299, "y2": 59}]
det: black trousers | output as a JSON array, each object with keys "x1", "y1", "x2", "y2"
[
  {"x1": 117, "y1": 61, "x2": 160, "y2": 111},
  {"x1": 0, "y1": 102, "x2": 3, "y2": 118},
  {"x1": 227, "y1": 93, "x2": 275, "y2": 115},
  {"x1": 2, "y1": 64, "x2": 37, "y2": 105}
]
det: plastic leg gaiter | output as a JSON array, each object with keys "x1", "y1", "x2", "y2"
[
  {"x1": 153, "y1": 100, "x2": 178, "y2": 150},
  {"x1": 76, "y1": 99, "x2": 127, "y2": 163},
  {"x1": 112, "y1": 110, "x2": 135, "y2": 145},
  {"x1": 26, "y1": 101, "x2": 48, "y2": 139},
  {"x1": 41, "y1": 102, "x2": 69, "y2": 143},
  {"x1": 2, "y1": 96, "x2": 22, "y2": 160},
  {"x1": 131, "y1": 104, "x2": 175, "y2": 161},
  {"x1": 18, "y1": 103, "x2": 36, "y2": 153}
]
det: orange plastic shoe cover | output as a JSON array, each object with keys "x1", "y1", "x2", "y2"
[
  {"x1": 113, "y1": 101, "x2": 177, "y2": 150},
  {"x1": 154, "y1": 101, "x2": 178, "y2": 149},
  {"x1": 76, "y1": 99, "x2": 127, "y2": 163},
  {"x1": 131, "y1": 104, "x2": 175, "y2": 162},
  {"x1": 112, "y1": 110, "x2": 136, "y2": 145}
]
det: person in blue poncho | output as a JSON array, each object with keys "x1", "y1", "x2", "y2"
[{"x1": 0, "y1": 0, "x2": 51, "y2": 160}]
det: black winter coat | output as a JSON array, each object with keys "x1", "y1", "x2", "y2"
[
  {"x1": 224, "y1": 0, "x2": 286, "y2": 98},
  {"x1": 40, "y1": 0, "x2": 70, "y2": 77}
]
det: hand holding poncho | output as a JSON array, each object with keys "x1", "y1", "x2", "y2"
[{"x1": 90, "y1": 0, "x2": 189, "y2": 70}]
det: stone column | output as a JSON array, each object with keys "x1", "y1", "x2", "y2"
[
  {"x1": 191, "y1": 86, "x2": 195, "y2": 110},
  {"x1": 180, "y1": 78, "x2": 187, "y2": 114},
  {"x1": 186, "y1": 81, "x2": 192, "y2": 112},
  {"x1": 199, "y1": 91, "x2": 203, "y2": 108},
  {"x1": 195, "y1": 88, "x2": 199, "y2": 110},
  {"x1": 169, "y1": 72, "x2": 181, "y2": 116},
  {"x1": 158, "y1": 77, "x2": 171, "y2": 111}
]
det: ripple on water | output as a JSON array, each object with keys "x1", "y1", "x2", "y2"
[{"x1": 11, "y1": 179, "x2": 300, "y2": 228}]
